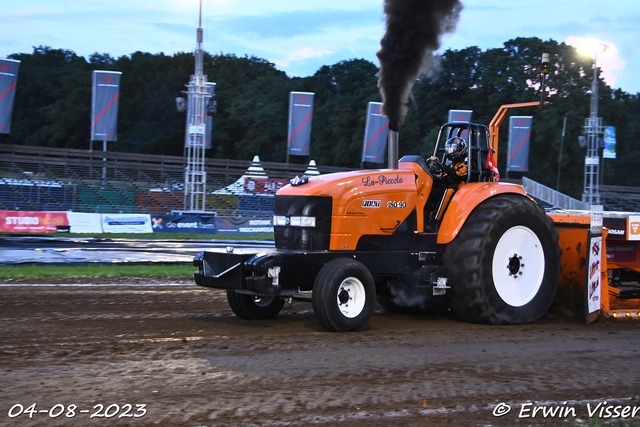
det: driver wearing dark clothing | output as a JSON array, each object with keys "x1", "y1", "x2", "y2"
[{"x1": 429, "y1": 136, "x2": 468, "y2": 185}]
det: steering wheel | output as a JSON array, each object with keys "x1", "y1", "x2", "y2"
[{"x1": 426, "y1": 157, "x2": 444, "y2": 175}]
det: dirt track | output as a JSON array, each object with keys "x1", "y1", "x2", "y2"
[{"x1": 1, "y1": 278, "x2": 640, "y2": 427}]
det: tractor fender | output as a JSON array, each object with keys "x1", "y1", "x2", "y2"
[{"x1": 437, "y1": 182, "x2": 531, "y2": 244}]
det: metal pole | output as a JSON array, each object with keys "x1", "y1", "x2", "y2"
[
  {"x1": 388, "y1": 130, "x2": 398, "y2": 170},
  {"x1": 583, "y1": 49, "x2": 601, "y2": 205},
  {"x1": 102, "y1": 139, "x2": 107, "y2": 181},
  {"x1": 557, "y1": 116, "x2": 566, "y2": 191}
]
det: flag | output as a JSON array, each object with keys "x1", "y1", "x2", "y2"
[
  {"x1": 362, "y1": 102, "x2": 389, "y2": 164},
  {"x1": 0, "y1": 58, "x2": 20, "y2": 134},
  {"x1": 486, "y1": 147, "x2": 500, "y2": 181},
  {"x1": 288, "y1": 92, "x2": 314, "y2": 156},
  {"x1": 91, "y1": 70, "x2": 121, "y2": 141},
  {"x1": 507, "y1": 116, "x2": 532, "y2": 172}
]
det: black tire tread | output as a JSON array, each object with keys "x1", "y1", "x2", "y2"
[
  {"x1": 226, "y1": 289, "x2": 284, "y2": 320},
  {"x1": 312, "y1": 258, "x2": 376, "y2": 332},
  {"x1": 443, "y1": 195, "x2": 561, "y2": 324}
]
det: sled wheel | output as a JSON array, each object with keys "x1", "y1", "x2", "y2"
[
  {"x1": 312, "y1": 258, "x2": 376, "y2": 332},
  {"x1": 443, "y1": 195, "x2": 561, "y2": 324},
  {"x1": 226, "y1": 289, "x2": 284, "y2": 320}
]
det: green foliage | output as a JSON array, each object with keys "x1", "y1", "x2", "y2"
[
  {"x1": 2, "y1": 38, "x2": 639, "y2": 199},
  {"x1": 0, "y1": 263, "x2": 195, "y2": 279}
]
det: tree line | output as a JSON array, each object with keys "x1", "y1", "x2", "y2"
[{"x1": 2, "y1": 37, "x2": 639, "y2": 199}]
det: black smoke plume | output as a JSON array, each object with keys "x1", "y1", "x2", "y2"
[{"x1": 377, "y1": 0, "x2": 463, "y2": 131}]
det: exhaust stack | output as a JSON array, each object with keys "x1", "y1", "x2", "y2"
[{"x1": 388, "y1": 130, "x2": 399, "y2": 170}]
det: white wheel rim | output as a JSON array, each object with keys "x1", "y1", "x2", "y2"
[
  {"x1": 491, "y1": 225, "x2": 545, "y2": 307},
  {"x1": 336, "y1": 277, "x2": 366, "y2": 318},
  {"x1": 252, "y1": 295, "x2": 275, "y2": 307}
]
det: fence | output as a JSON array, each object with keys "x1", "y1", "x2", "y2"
[{"x1": 0, "y1": 144, "x2": 349, "y2": 216}]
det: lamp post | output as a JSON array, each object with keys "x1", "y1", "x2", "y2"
[{"x1": 582, "y1": 44, "x2": 607, "y2": 205}]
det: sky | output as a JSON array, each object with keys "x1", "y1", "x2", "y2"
[{"x1": 2, "y1": 0, "x2": 639, "y2": 94}]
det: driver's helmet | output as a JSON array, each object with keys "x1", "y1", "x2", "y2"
[{"x1": 444, "y1": 136, "x2": 468, "y2": 163}]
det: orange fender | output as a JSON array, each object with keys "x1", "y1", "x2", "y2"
[{"x1": 437, "y1": 182, "x2": 531, "y2": 244}]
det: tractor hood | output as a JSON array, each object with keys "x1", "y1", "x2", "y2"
[{"x1": 277, "y1": 168, "x2": 417, "y2": 209}]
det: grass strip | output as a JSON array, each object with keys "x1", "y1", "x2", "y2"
[{"x1": 0, "y1": 263, "x2": 196, "y2": 279}]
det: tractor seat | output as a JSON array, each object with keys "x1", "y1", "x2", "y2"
[{"x1": 398, "y1": 155, "x2": 429, "y2": 175}]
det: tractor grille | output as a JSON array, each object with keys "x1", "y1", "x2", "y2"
[{"x1": 274, "y1": 195, "x2": 332, "y2": 250}]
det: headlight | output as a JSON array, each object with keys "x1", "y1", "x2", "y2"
[
  {"x1": 273, "y1": 216, "x2": 316, "y2": 227},
  {"x1": 300, "y1": 216, "x2": 316, "y2": 227}
]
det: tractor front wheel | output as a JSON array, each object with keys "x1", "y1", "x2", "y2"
[
  {"x1": 226, "y1": 289, "x2": 284, "y2": 320},
  {"x1": 312, "y1": 258, "x2": 376, "y2": 332},
  {"x1": 443, "y1": 195, "x2": 561, "y2": 324}
]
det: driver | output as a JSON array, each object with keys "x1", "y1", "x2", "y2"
[{"x1": 429, "y1": 136, "x2": 468, "y2": 184}]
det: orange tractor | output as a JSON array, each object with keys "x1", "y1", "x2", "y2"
[{"x1": 194, "y1": 101, "x2": 585, "y2": 332}]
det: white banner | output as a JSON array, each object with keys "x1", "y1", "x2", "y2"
[
  {"x1": 101, "y1": 214, "x2": 153, "y2": 233},
  {"x1": 67, "y1": 212, "x2": 103, "y2": 234},
  {"x1": 587, "y1": 236, "x2": 602, "y2": 314}
]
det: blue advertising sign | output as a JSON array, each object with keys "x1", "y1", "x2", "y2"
[
  {"x1": 288, "y1": 92, "x2": 314, "y2": 156},
  {"x1": 0, "y1": 59, "x2": 20, "y2": 134},
  {"x1": 603, "y1": 126, "x2": 616, "y2": 159},
  {"x1": 362, "y1": 102, "x2": 388, "y2": 164}
]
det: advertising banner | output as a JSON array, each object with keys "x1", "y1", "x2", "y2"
[
  {"x1": 204, "y1": 82, "x2": 215, "y2": 149},
  {"x1": 448, "y1": 110, "x2": 472, "y2": 122},
  {"x1": 91, "y1": 70, "x2": 121, "y2": 141},
  {"x1": 67, "y1": 212, "x2": 103, "y2": 234},
  {"x1": 507, "y1": 116, "x2": 533, "y2": 172},
  {"x1": 288, "y1": 92, "x2": 314, "y2": 156},
  {"x1": 151, "y1": 215, "x2": 217, "y2": 234},
  {"x1": 244, "y1": 178, "x2": 288, "y2": 194},
  {"x1": 603, "y1": 126, "x2": 616, "y2": 159},
  {"x1": 0, "y1": 58, "x2": 20, "y2": 134},
  {"x1": 629, "y1": 215, "x2": 640, "y2": 241},
  {"x1": 214, "y1": 217, "x2": 273, "y2": 234},
  {"x1": 0, "y1": 210, "x2": 68, "y2": 233},
  {"x1": 606, "y1": 241, "x2": 636, "y2": 263},
  {"x1": 362, "y1": 102, "x2": 388, "y2": 164},
  {"x1": 586, "y1": 235, "x2": 602, "y2": 317},
  {"x1": 101, "y1": 214, "x2": 152, "y2": 233}
]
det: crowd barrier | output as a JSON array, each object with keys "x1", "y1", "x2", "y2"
[{"x1": 0, "y1": 210, "x2": 274, "y2": 234}]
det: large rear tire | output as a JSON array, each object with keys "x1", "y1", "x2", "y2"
[
  {"x1": 226, "y1": 289, "x2": 284, "y2": 320},
  {"x1": 312, "y1": 258, "x2": 376, "y2": 332},
  {"x1": 443, "y1": 195, "x2": 560, "y2": 324}
]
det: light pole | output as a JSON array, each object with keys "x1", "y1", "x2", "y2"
[{"x1": 582, "y1": 44, "x2": 608, "y2": 205}]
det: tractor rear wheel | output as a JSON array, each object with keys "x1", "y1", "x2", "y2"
[
  {"x1": 312, "y1": 258, "x2": 376, "y2": 332},
  {"x1": 443, "y1": 195, "x2": 560, "y2": 324},
  {"x1": 226, "y1": 289, "x2": 284, "y2": 320}
]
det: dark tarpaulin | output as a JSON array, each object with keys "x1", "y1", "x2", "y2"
[{"x1": 0, "y1": 236, "x2": 274, "y2": 265}]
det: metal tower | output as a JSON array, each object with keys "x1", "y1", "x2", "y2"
[
  {"x1": 582, "y1": 49, "x2": 606, "y2": 205},
  {"x1": 184, "y1": 0, "x2": 208, "y2": 212}
]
